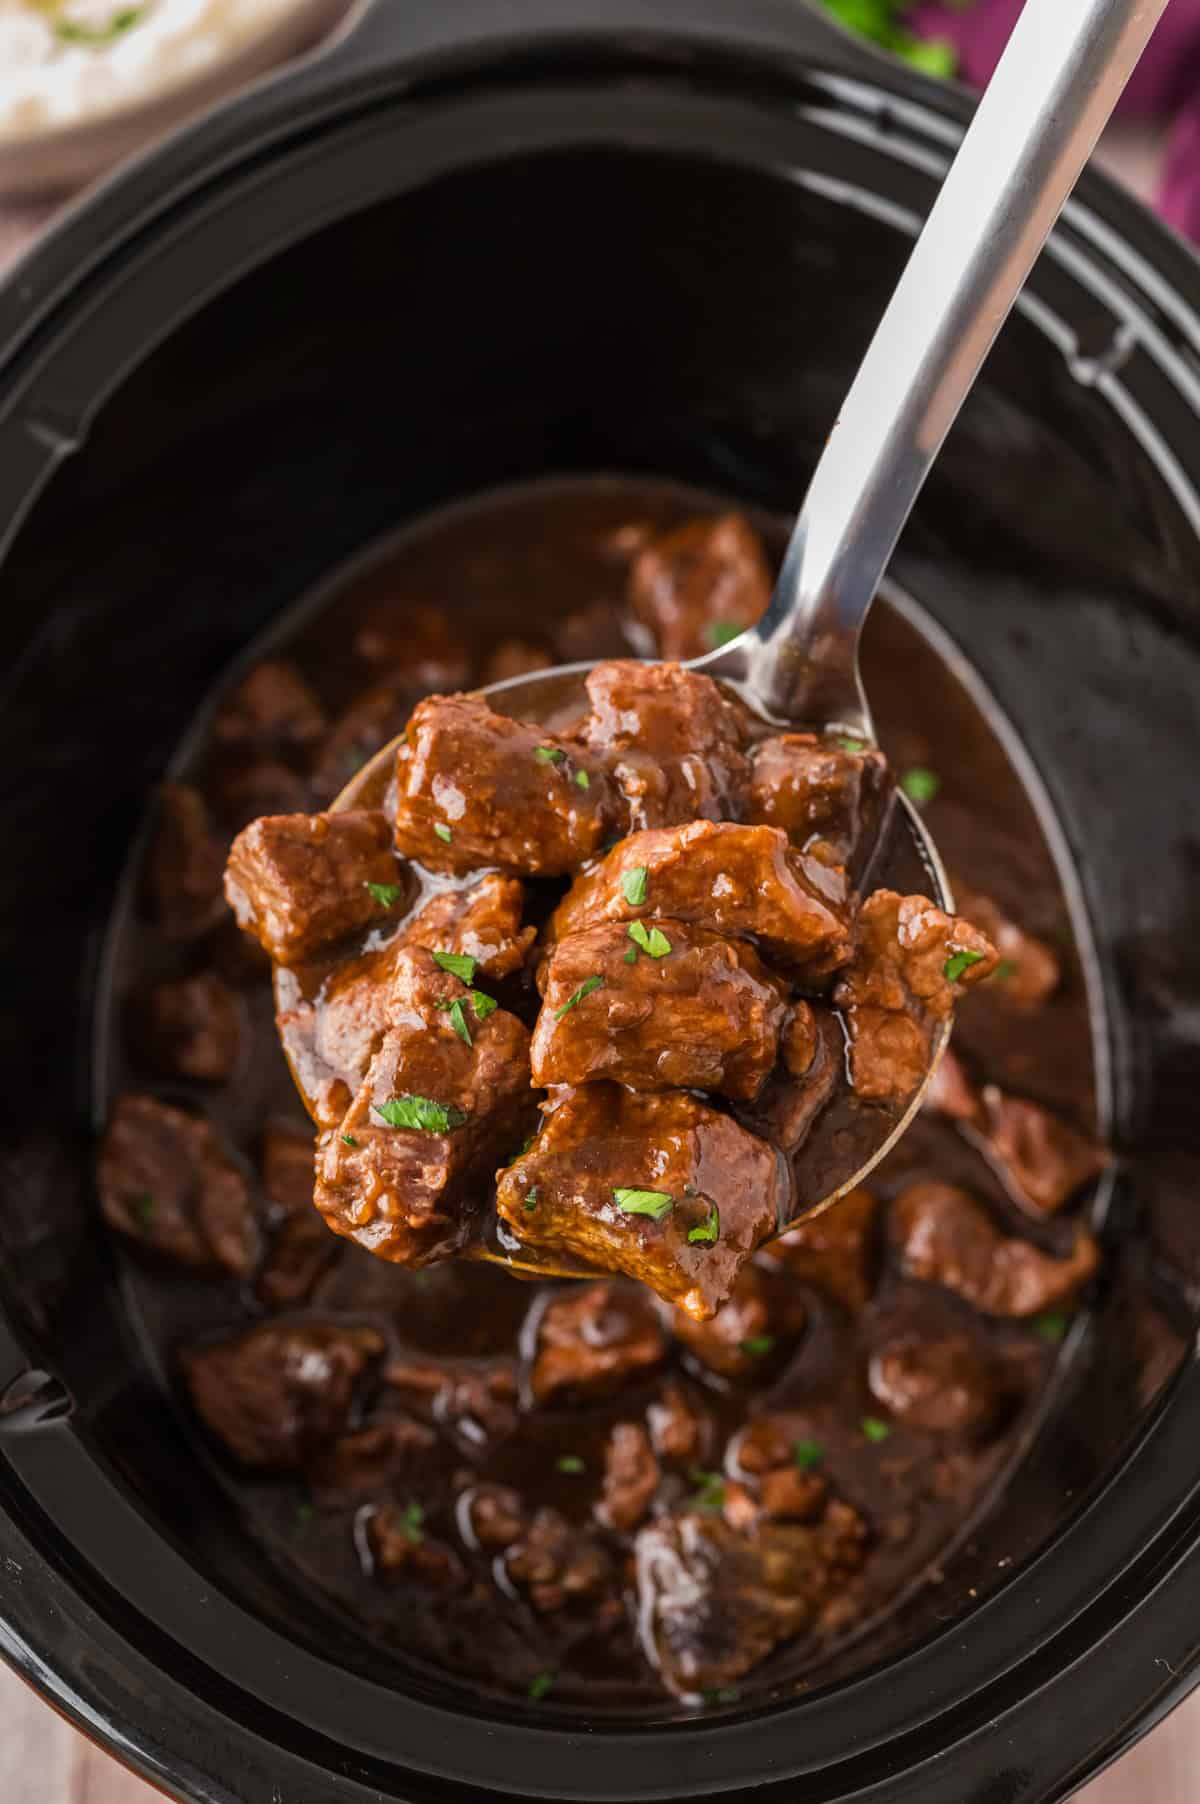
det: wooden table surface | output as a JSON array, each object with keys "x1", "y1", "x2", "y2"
[{"x1": 0, "y1": 121, "x2": 1192, "y2": 1804}]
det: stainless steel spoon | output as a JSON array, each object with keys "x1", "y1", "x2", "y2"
[{"x1": 324, "y1": 0, "x2": 1167, "y2": 1270}]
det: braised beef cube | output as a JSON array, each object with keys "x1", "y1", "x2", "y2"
[
  {"x1": 480, "y1": 639, "x2": 553, "y2": 686},
  {"x1": 747, "y1": 733, "x2": 887, "y2": 862},
  {"x1": 889, "y1": 1181, "x2": 1099, "y2": 1316},
  {"x1": 310, "y1": 1415, "x2": 438, "y2": 1503},
  {"x1": 672, "y1": 1262, "x2": 806, "y2": 1380},
  {"x1": 384, "y1": 1357, "x2": 518, "y2": 1450},
  {"x1": 577, "y1": 660, "x2": 749, "y2": 832},
  {"x1": 146, "y1": 783, "x2": 228, "y2": 941},
  {"x1": 392, "y1": 694, "x2": 616, "y2": 876},
  {"x1": 549, "y1": 821, "x2": 851, "y2": 977},
  {"x1": 740, "y1": 1008, "x2": 841, "y2": 1155},
  {"x1": 628, "y1": 514, "x2": 772, "y2": 660},
  {"x1": 595, "y1": 1423, "x2": 660, "y2": 1531},
  {"x1": 353, "y1": 602, "x2": 473, "y2": 691},
  {"x1": 404, "y1": 873, "x2": 534, "y2": 979},
  {"x1": 255, "y1": 1212, "x2": 339, "y2": 1309},
  {"x1": 504, "y1": 1507, "x2": 613, "y2": 1612},
  {"x1": 758, "y1": 1466, "x2": 829, "y2": 1524},
  {"x1": 462, "y1": 1482, "x2": 527, "y2": 1550},
  {"x1": 497, "y1": 1085, "x2": 785, "y2": 1319},
  {"x1": 365, "y1": 1508, "x2": 467, "y2": 1589},
  {"x1": 311, "y1": 669, "x2": 417, "y2": 803},
  {"x1": 646, "y1": 1383, "x2": 707, "y2": 1464},
  {"x1": 212, "y1": 659, "x2": 327, "y2": 752},
  {"x1": 833, "y1": 890, "x2": 998, "y2": 1105},
  {"x1": 970, "y1": 1086, "x2": 1108, "y2": 1215},
  {"x1": 529, "y1": 1281, "x2": 666, "y2": 1404},
  {"x1": 868, "y1": 1332, "x2": 1002, "y2": 1438},
  {"x1": 764, "y1": 1185, "x2": 878, "y2": 1311},
  {"x1": 634, "y1": 1503, "x2": 867, "y2": 1696},
  {"x1": 260, "y1": 1120, "x2": 315, "y2": 1214},
  {"x1": 128, "y1": 972, "x2": 242, "y2": 1082},
  {"x1": 313, "y1": 949, "x2": 533, "y2": 1264},
  {"x1": 223, "y1": 809, "x2": 404, "y2": 963},
  {"x1": 217, "y1": 760, "x2": 314, "y2": 833},
  {"x1": 531, "y1": 920, "x2": 789, "y2": 1101},
  {"x1": 950, "y1": 878, "x2": 1061, "y2": 1011},
  {"x1": 97, "y1": 1093, "x2": 256, "y2": 1277},
  {"x1": 181, "y1": 1318, "x2": 383, "y2": 1469},
  {"x1": 922, "y1": 1045, "x2": 981, "y2": 1122},
  {"x1": 729, "y1": 1417, "x2": 796, "y2": 1476}
]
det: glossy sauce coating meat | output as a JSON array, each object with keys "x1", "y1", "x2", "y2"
[
  {"x1": 889, "y1": 1181, "x2": 1099, "y2": 1316},
  {"x1": 575, "y1": 659, "x2": 749, "y2": 831},
  {"x1": 224, "y1": 809, "x2": 405, "y2": 963},
  {"x1": 627, "y1": 513, "x2": 772, "y2": 659}
]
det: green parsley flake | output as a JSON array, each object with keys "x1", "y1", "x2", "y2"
[
  {"x1": 131, "y1": 1192, "x2": 155, "y2": 1225},
  {"x1": 375, "y1": 1095, "x2": 469, "y2": 1132},
  {"x1": 687, "y1": 1204, "x2": 720, "y2": 1245},
  {"x1": 340, "y1": 1134, "x2": 359, "y2": 1148},
  {"x1": 621, "y1": 866, "x2": 649, "y2": 907},
  {"x1": 992, "y1": 958, "x2": 1016, "y2": 983},
  {"x1": 469, "y1": 989, "x2": 499, "y2": 1020},
  {"x1": 432, "y1": 949, "x2": 477, "y2": 983},
  {"x1": 295, "y1": 1500, "x2": 314, "y2": 1526},
  {"x1": 627, "y1": 920, "x2": 672, "y2": 959},
  {"x1": 861, "y1": 1416, "x2": 891, "y2": 1443},
  {"x1": 528, "y1": 1671, "x2": 555, "y2": 1702},
  {"x1": 944, "y1": 948, "x2": 986, "y2": 983},
  {"x1": 534, "y1": 745, "x2": 565, "y2": 765},
  {"x1": 702, "y1": 1685, "x2": 740, "y2": 1704},
  {"x1": 690, "y1": 1467, "x2": 725, "y2": 1511},
  {"x1": 554, "y1": 974, "x2": 604, "y2": 1020},
  {"x1": 399, "y1": 1500, "x2": 425, "y2": 1544},
  {"x1": 574, "y1": 769, "x2": 590, "y2": 789},
  {"x1": 56, "y1": 6, "x2": 145, "y2": 42},
  {"x1": 1035, "y1": 1311, "x2": 1071, "y2": 1344},
  {"x1": 623, "y1": 947, "x2": 638, "y2": 964},
  {"x1": 793, "y1": 1439, "x2": 824, "y2": 1472},
  {"x1": 523, "y1": 1188, "x2": 539, "y2": 1211},
  {"x1": 901, "y1": 766, "x2": 940, "y2": 805},
  {"x1": 443, "y1": 997, "x2": 472, "y2": 1046},
  {"x1": 706, "y1": 622, "x2": 743, "y2": 649},
  {"x1": 366, "y1": 881, "x2": 404, "y2": 907},
  {"x1": 614, "y1": 1188, "x2": 674, "y2": 1222},
  {"x1": 433, "y1": 823, "x2": 453, "y2": 843},
  {"x1": 740, "y1": 1335, "x2": 775, "y2": 1357},
  {"x1": 556, "y1": 1454, "x2": 585, "y2": 1474},
  {"x1": 835, "y1": 736, "x2": 868, "y2": 753}
]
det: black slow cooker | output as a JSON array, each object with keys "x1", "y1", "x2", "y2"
[{"x1": 2, "y1": 1, "x2": 1200, "y2": 1798}]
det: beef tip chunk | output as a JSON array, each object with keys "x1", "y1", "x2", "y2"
[
  {"x1": 353, "y1": 602, "x2": 473, "y2": 690},
  {"x1": 970, "y1": 1086, "x2": 1109, "y2": 1215},
  {"x1": 628, "y1": 514, "x2": 771, "y2": 660},
  {"x1": 889, "y1": 1181, "x2": 1100, "y2": 1316},
  {"x1": 647, "y1": 1383, "x2": 707, "y2": 1464},
  {"x1": 310, "y1": 1415, "x2": 438, "y2": 1503},
  {"x1": 549, "y1": 821, "x2": 851, "y2": 977},
  {"x1": 391, "y1": 694, "x2": 617, "y2": 876},
  {"x1": 480, "y1": 639, "x2": 553, "y2": 686},
  {"x1": 949, "y1": 879, "x2": 1061, "y2": 1011},
  {"x1": 504, "y1": 1507, "x2": 613, "y2": 1612},
  {"x1": 212, "y1": 659, "x2": 326, "y2": 752},
  {"x1": 399, "y1": 874, "x2": 534, "y2": 981},
  {"x1": 256, "y1": 1212, "x2": 339, "y2": 1308},
  {"x1": 922, "y1": 1045, "x2": 981, "y2": 1123},
  {"x1": 747, "y1": 733, "x2": 887, "y2": 864},
  {"x1": 97, "y1": 1093, "x2": 256, "y2": 1276},
  {"x1": 497, "y1": 1085, "x2": 785, "y2": 1320},
  {"x1": 217, "y1": 760, "x2": 314, "y2": 834},
  {"x1": 224, "y1": 809, "x2": 405, "y2": 964},
  {"x1": 635, "y1": 1502, "x2": 868, "y2": 1696},
  {"x1": 596, "y1": 1422, "x2": 661, "y2": 1531},
  {"x1": 384, "y1": 1356, "x2": 518, "y2": 1450},
  {"x1": 737, "y1": 1006, "x2": 840, "y2": 1156},
  {"x1": 868, "y1": 1332, "x2": 1002, "y2": 1438},
  {"x1": 577, "y1": 660, "x2": 750, "y2": 832},
  {"x1": 529, "y1": 1281, "x2": 667, "y2": 1405},
  {"x1": 834, "y1": 890, "x2": 999, "y2": 1106},
  {"x1": 672, "y1": 1261, "x2": 806, "y2": 1380},
  {"x1": 758, "y1": 1465, "x2": 829, "y2": 1524},
  {"x1": 764, "y1": 1185, "x2": 878, "y2": 1311},
  {"x1": 181, "y1": 1318, "x2": 383, "y2": 1469},
  {"x1": 462, "y1": 1482, "x2": 527, "y2": 1550},
  {"x1": 261, "y1": 1120, "x2": 315, "y2": 1215},
  {"x1": 531, "y1": 920, "x2": 789, "y2": 1101},
  {"x1": 146, "y1": 783, "x2": 228, "y2": 941},
  {"x1": 313, "y1": 948, "x2": 533, "y2": 1264},
  {"x1": 128, "y1": 972, "x2": 242, "y2": 1083},
  {"x1": 364, "y1": 1506, "x2": 467, "y2": 1589}
]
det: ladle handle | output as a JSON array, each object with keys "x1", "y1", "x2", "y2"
[{"x1": 733, "y1": 0, "x2": 1172, "y2": 732}]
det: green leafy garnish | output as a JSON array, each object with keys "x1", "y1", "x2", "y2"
[
  {"x1": 861, "y1": 1416, "x2": 891, "y2": 1443},
  {"x1": 623, "y1": 947, "x2": 638, "y2": 965},
  {"x1": 340, "y1": 1134, "x2": 358, "y2": 1148},
  {"x1": 130, "y1": 1192, "x2": 155, "y2": 1225},
  {"x1": 690, "y1": 1467, "x2": 726, "y2": 1511},
  {"x1": 528, "y1": 1671, "x2": 555, "y2": 1701},
  {"x1": 432, "y1": 949, "x2": 477, "y2": 983},
  {"x1": 469, "y1": 989, "x2": 498, "y2": 1021},
  {"x1": 992, "y1": 959, "x2": 1016, "y2": 983},
  {"x1": 295, "y1": 1500, "x2": 314, "y2": 1525},
  {"x1": 433, "y1": 823, "x2": 453, "y2": 843},
  {"x1": 621, "y1": 866, "x2": 649, "y2": 906},
  {"x1": 793, "y1": 1439, "x2": 824, "y2": 1471},
  {"x1": 706, "y1": 621, "x2": 743, "y2": 649},
  {"x1": 56, "y1": 6, "x2": 145, "y2": 43},
  {"x1": 901, "y1": 766, "x2": 940, "y2": 805},
  {"x1": 614, "y1": 1187, "x2": 674, "y2": 1221},
  {"x1": 836, "y1": 736, "x2": 868, "y2": 753},
  {"x1": 523, "y1": 1188, "x2": 539, "y2": 1211},
  {"x1": 375, "y1": 1095, "x2": 469, "y2": 1132},
  {"x1": 627, "y1": 920, "x2": 672, "y2": 959},
  {"x1": 702, "y1": 1685, "x2": 740, "y2": 1704},
  {"x1": 399, "y1": 1499, "x2": 425, "y2": 1544},
  {"x1": 740, "y1": 1335, "x2": 775, "y2": 1357},
  {"x1": 366, "y1": 881, "x2": 404, "y2": 907},
  {"x1": 554, "y1": 974, "x2": 604, "y2": 1019},
  {"x1": 534, "y1": 745, "x2": 565, "y2": 765},
  {"x1": 438, "y1": 997, "x2": 472, "y2": 1046},
  {"x1": 556, "y1": 1454, "x2": 585, "y2": 1474},
  {"x1": 687, "y1": 1204, "x2": 720, "y2": 1245},
  {"x1": 1035, "y1": 1311, "x2": 1071, "y2": 1344},
  {"x1": 944, "y1": 948, "x2": 986, "y2": 983},
  {"x1": 574, "y1": 769, "x2": 590, "y2": 789}
]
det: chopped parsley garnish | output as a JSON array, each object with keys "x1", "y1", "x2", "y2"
[
  {"x1": 740, "y1": 1335, "x2": 775, "y2": 1357},
  {"x1": 621, "y1": 866, "x2": 649, "y2": 907},
  {"x1": 1035, "y1": 1310, "x2": 1070, "y2": 1344},
  {"x1": 793, "y1": 1438, "x2": 824, "y2": 1471},
  {"x1": 554, "y1": 974, "x2": 604, "y2": 1019},
  {"x1": 295, "y1": 1500, "x2": 314, "y2": 1525},
  {"x1": 399, "y1": 1499, "x2": 425, "y2": 1544},
  {"x1": 702, "y1": 1685, "x2": 740, "y2": 1704},
  {"x1": 627, "y1": 920, "x2": 672, "y2": 959},
  {"x1": 438, "y1": 997, "x2": 472, "y2": 1046},
  {"x1": 534, "y1": 745, "x2": 565, "y2": 765},
  {"x1": 706, "y1": 621, "x2": 743, "y2": 649},
  {"x1": 469, "y1": 989, "x2": 498, "y2": 1021},
  {"x1": 366, "y1": 881, "x2": 404, "y2": 907},
  {"x1": 623, "y1": 947, "x2": 638, "y2": 965},
  {"x1": 944, "y1": 948, "x2": 986, "y2": 983},
  {"x1": 375, "y1": 1095, "x2": 469, "y2": 1132},
  {"x1": 528, "y1": 1671, "x2": 555, "y2": 1701},
  {"x1": 130, "y1": 1192, "x2": 155, "y2": 1225},
  {"x1": 861, "y1": 1416, "x2": 891, "y2": 1443},
  {"x1": 690, "y1": 1467, "x2": 726, "y2": 1511},
  {"x1": 614, "y1": 1187, "x2": 674, "y2": 1221},
  {"x1": 556, "y1": 1454, "x2": 585, "y2": 1474},
  {"x1": 433, "y1": 823, "x2": 453, "y2": 843},
  {"x1": 901, "y1": 766, "x2": 940, "y2": 805},
  {"x1": 56, "y1": 5, "x2": 145, "y2": 42},
  {"x1": 574, "y1": 769, "x2": 590, "y2": 789},
  {"x1": 835, "y1": 736, "x2": 868, "y2": 753},
  {"x1": 340, "y1": 1134, "x2": 359, "y2": 1148},
  {"x1": 992, "y1": 958, "x2": 1016, "y2": 983},
  {"x1": 432, "y1": 949, "x2": 477, "y2": 983},
  {"x1": 687, "y1": 1204, "x2": 720, "y2": 1245},
  {"x1": 523, "y1": 1188, "x2": 539, "y2": 1211}
]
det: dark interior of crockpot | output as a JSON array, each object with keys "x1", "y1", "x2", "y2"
[{"x1": 2, "y1": 128, "x2": 1199, "y2": 1718}]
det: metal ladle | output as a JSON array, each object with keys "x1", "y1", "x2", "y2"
[{"x1": 323, "y1": 0, "x2": 1168, "y2": 1272}]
